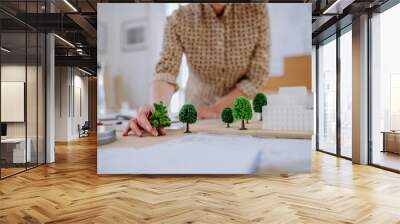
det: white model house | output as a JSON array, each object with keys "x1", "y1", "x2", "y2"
[{"x1": 262, "y1": 87, "x2": 314, "y2": 132}]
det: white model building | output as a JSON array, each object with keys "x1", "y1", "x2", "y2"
[{"x1": 262, "y1": 87, "x2": 314, "y2": 132}]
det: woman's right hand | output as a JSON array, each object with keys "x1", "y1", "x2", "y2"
[
  {"x1": 197, "y1": 105, "x2": 219, "y2": 119},
  {"x1": 122, "y1": 104, "x2": 166, "y2": 137}
]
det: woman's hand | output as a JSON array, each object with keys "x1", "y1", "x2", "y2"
[
  {"x1": 122, "y1": 104, "x2": 166, "y2": 137},
  {"x1": 197, "y1": 105, "x2": 219, "y2": 119}
]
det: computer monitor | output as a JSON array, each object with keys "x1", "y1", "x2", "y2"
[{"x1": 1, "y1": 123, "x2": 7, "y2": 137}]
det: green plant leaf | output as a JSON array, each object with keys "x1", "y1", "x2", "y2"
[
  {"x1": 179, "y1": 104, "x2": 197, "y2": 124},
  {"x1": 221, "y1": 107, "x2": 234, "y2": 124},
  {"x1": 149, "y1": 101, "x2": 171, "y2": 128},
  {"x1": 232, "y1": 96, "x2": 253, "y2": 120},
  {"x1": 253, "y1": 92, "x2": 267, "y2": 113}
]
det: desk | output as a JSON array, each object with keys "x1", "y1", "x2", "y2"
[
  {"x1": 1, "y1": 138, "x2": 31, "y2": 164},
  {"x1": 382, "y1": 131, "x2": 400, "y2": 154}
]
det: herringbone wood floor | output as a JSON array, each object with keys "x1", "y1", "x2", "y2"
[{"x1": 1, "y1": 135, "x2": 400, "y2": 224}]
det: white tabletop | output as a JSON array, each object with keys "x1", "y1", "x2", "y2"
[{"x1": 1, "y1": 138, "x2": 29, "y2": 143}]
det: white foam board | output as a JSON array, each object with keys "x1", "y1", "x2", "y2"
[{"x1": 97, "y1": 133, "x2": 311, "y2": 175}]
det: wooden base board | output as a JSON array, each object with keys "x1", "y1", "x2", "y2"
[
  {"x1": 192, "y1": 120, "x2": 312, "y2": 139},
  {"x1": 101, "y1": 119, "x2": 312, "y2": 150}
]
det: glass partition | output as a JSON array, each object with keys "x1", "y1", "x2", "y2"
[
  {"x1": 0, "y1": 1, "x2": 46, "y2": 179},
  {"x1": 1, "y1": 30, "x2": 28, "y2": 177}
]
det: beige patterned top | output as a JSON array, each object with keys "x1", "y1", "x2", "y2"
[{"x1": 154, "y1": 3, "x2": 270, "y2": 106}]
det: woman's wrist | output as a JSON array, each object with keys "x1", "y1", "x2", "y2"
[
  {"x1": 212, "y1": 88, "x2": 245, "y2": 114},
  {"x1": 209, "y1": 104, "x2": 222, "y2": 115},
  {"x1": 150, "y1": 80, "x2": 176, "y2": 105}
]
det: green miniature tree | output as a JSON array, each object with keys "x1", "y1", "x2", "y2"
[
  {"x1": 179, "y1": 104, "x2": 197, "y2": 133},
  {"x1": 221, "y1": 107, "x2": 234, "y2": 128},
  {"x1": 232, "y1": 96, "x2": 253, "y2": 130},
  {"x1": 149, "y1": 101, "x2": 171, "y2": 129},
  {"x1": 253, "y1": 93, "x2": 267, "y2": 121}
]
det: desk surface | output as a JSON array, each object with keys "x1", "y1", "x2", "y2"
[
  {"x1": 100, "y1": 119, "x2": 313, "y2": 150},
  {"x1": 381, "y1": 131, "x2": 400, "y2": 134},
  {"x1": 1, "y1": 138, "x2": 27, "y2": 143}
]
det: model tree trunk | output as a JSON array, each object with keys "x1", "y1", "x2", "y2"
[
  {"x1": 240, "y1": 120, "x2": 247, "y2": 130},
  {"x1": 260, "y1": 112, "x2": 263, "y2": 121},
  {"x1": 185, "y1": 122, "x2": 191, "y2": 133},
  {"x1": 226, "y1": 123, "x2": 230, "y2": 128},
  {"x1": 246, "y1": 120, "x2": 249, "y2": 124}
]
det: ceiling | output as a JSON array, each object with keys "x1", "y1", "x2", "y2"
[
  {"x1": 0, "y1": 0, "x2": 98, "y2": 74},
  {"x1": 311, "y1": 0, "x2": 391, "y2": 43},
  {"x1": 0, "y1": 0, "x2": 396, "y2": 72}
]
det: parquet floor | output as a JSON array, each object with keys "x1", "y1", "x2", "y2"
[{"x1": 1, "y1": 135, "x2": 400, "y2": 224}]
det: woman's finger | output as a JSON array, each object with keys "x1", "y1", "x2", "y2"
[
  {"x1": 138, "y1": 114, "x2": 158, "y2": 136},
  {"x1": 158, "y1": 128, "x2": 166, "y2": 136},
  {"x1": 130, "y1": 118, "x2": 143, "y2": 137},
  {"x1": 122, "y1": 126, "x2": 131, "y2": 136}
]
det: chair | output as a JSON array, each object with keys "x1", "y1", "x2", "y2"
[{"x1": 78, "y1": 121, "x2": 90, "y2": 138}]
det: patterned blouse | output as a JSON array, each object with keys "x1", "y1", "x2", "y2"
[{"x1": 154, "y1": 3, "x2": 270, "y2": 106}]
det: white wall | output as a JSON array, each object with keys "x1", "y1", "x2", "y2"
[
  {"x1": 54, "y1": 67, "x2": 89, "y2": 141},
  {"x1": 268, "y1": 3, "x2": 312, "y2": 76},
  {"x1": 1, "y1": 65, "x2": 38, "y2": 138},
  {"x1": 97, "y1": 3, "x2": 166, "y2": 111},
  {"x1": 72, "y1": 74, "x2": 89, "y2": 138},
  {"x1": 55, "y1": 67, "x2": 68, "y2": 141}
]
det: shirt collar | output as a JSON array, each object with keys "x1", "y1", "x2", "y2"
[{"x1": 203, "y1": 3, "x2": 232, "y2": 19}]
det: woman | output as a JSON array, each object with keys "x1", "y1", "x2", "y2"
[{"x1": 123, "y1": 3, "x2": 270, "y2": 137}]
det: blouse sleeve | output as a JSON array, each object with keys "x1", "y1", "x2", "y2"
[
  {"x1": 236, "y1": 5, "x2": 270, "y2": 98},
  {"x1": 153, "y1": 12, "x2": 183, "y2": 91}
]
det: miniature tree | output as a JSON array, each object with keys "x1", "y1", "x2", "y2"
[
  {"x1": 149, "y1": 101, "x2": 171, "y2": 129},
  {"x1": 253, "y1": 92, "x2": 267, "y2": 121},
  {"x1": 221, "y1": 107, "x2": 234, "y2": 128},
  {"x1": 232, "y1": 96, "x2": 253, "y2": 130},
  {"x1": 179, "y1": 104, "x2": 197, "y2": 133}
]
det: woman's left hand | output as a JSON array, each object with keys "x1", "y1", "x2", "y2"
[{"x1": 197, "y1": 105, "x2": 219, "y2": 119}]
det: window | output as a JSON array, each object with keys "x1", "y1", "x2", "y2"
[
  {"x1": 390, "y1": 74, "x2": 400, "y2": 130},
  {"x1": 370, "y1": 3, "x2": 400, "y2": 171},
  {"x1": 316, "y1": 26, "x2": 353, "y2": 159},
  {"x1": 317, "y1": 36, "x2": 337, "y2": 154},
  {"x1": 340, "y1": 28, "x2": 352, "y2": 158}
]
